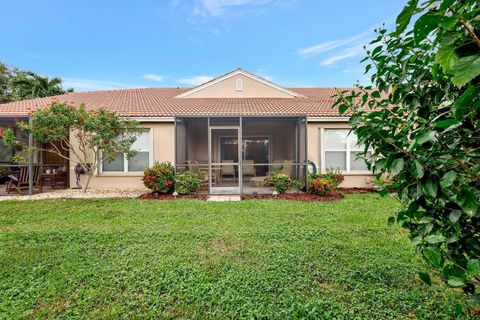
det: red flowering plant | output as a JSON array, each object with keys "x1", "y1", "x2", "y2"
[
  {"x1": 143, "y1": 161, "x2": 175, "y2": 194},
  {"x1": 308, "y1": 174, "x2": 335, "y2": 196}
]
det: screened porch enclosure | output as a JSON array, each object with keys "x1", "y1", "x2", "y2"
[{"x1": 174, "y1": 116, "x2": 307, "y2": 195}]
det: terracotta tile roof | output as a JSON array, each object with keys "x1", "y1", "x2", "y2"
[{"x1": 0, "y1": 87, "x2": 350, "y2": 118}]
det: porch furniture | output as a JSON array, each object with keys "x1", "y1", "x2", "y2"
[
  {"x1": 39, "y1": 171, "x2": 68, "y2": 191},
  {"x1": 6, "y1": 166, "x2": 41, "y2": 194},
  {"x1": 271, "y1": 160, "x2": 284, "y2": 172},
  {"x1": 242, "y1": 160, "x2": 256, "y2": 178},
  {"x1": 221, "y1": 160, "x2": 236, "y2": 182}
]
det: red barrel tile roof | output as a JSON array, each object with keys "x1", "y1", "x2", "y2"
[{"x1": 0, "y1": 87, "x2": 350, "y2": 118}]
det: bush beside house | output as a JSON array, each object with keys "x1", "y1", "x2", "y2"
[
  {"x1": 175, "y1": 171, "x2": 201, "y2": 195},
  {"x1": 142, "y1": 162, "x2": 175, "y2": 193}
]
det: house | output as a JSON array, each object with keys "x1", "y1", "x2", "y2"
[{"x1": 0, "y1": 68, "x2": 374, "y2": 194}]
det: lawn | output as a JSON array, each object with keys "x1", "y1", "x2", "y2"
[{"x1": 0, "y1": 194, "x2": 471, "y2": 319}]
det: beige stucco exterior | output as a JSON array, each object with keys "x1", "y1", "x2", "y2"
[
  {"x1": 180, "y1": 73, "x2": 296, "y2": 99},
  {"x1": 68, "y1": 119, "x2": 374, "y2": 190},
  {"x1": 307, "y1": 121, "x2": 375, "y2": 188},
  {"x1": 69, "y1": 122, "x2": 174, "y2": 189}
]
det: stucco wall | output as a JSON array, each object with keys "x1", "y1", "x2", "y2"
[
  {"x1": 69, "y1": 122, "x2": 175, "y2": 189},
  {"x1": 68, "y1": 120, "x2": 374, "y2": 190},
  {"x1": 307, "y1": 122, "x2": 375, "y2": 188},
  {"x1": 182, "y1": 74, "x2": 294, "y2": 98}
]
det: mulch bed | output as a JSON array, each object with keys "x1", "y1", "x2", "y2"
[
  {"x1": 138, "y1": 193, "x2": 209, "y2": 201},
  {"x1": 138, "y1": 188, "x2": 377, "y2": 202},
  {"x1": 241, "y1": 192, "x2": 343, "y2": 202}
]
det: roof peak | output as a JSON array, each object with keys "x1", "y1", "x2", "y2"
[{"x1": 175, "y1": 68, "x2": 306, "y2": 99}]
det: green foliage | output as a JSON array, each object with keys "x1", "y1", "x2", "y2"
[
  {"x1": 290, "y1": 179, "x2": 304, "y2": 193},
  {"x1": 271, "y1": 173, "x2": 290, "y2": 194},
  {"x1": 11, "y1": 72, "x2": 72, "y2": 100},
  {"x1": 0, "y1": 195, "x2": 473, "y2": 318},
  {"x1": 0, "y1": 61, "x2": 72, "y2": 103},
  {"x1": 308, "y1": 174, "x2": 334, "y2": 196},
  {"x1": 142, "y1": 161, "x2": 175, "y2": 194},
  {"x1": 0, "y1": 166, "x2": 8, "y2": 179},
  {"x1": 325, "y1": 168, "x2": 345, "y2": 189},
  {"x1": 333, "y1": 0, "x2": 480, "y2": 292},
  {"x1": 3, "y1": 102, "x2": 141, "y2": 192},
  {"x1": 175, "y1": 171, "x2": 201, "y2": 195},
  {"x1": 307, "y1": 171, "x2": 344, "y2": 196}
]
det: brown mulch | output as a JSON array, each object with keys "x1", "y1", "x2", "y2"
[
  {"x1": 138, "y1": 188, "x2": 377, "y2": 202},
  {"x1": 241, "y1": 192, "x2": 343, "y2": 202},
  {"x1": 338, "y1": 187, "x2": 377, "y2": 194},
  {"x1": 138, "y1": 193, "x2": 209, "y2": 201}
]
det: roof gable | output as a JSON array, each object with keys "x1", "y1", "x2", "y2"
[{"x1": 175, "y1": 68, "x2": 304, "y2": 99}]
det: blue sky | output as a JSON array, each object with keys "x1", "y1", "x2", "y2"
[{"x1": 0, "y1": 0, "x2": 406, "y2": 91}]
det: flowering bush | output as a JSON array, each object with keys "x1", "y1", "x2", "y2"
[
  {"x1": 143, "y1": 161, "x2": 175, "y2": 193},
  {"x1": 308, "y1": 174, "x2": 335, "y2": 196},
  {"x1": 272, "y1": 173, "x2": 291, "y2": 194},
  {"x1": 175, "y1": 171, "x2": 201, "y2": 194},
  {"x1": 325, "y1": 169, "x2": 345, "y2": 189}
]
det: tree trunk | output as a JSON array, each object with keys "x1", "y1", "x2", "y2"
[{"x1": 82, "y1": 172, "x2": 93, "y2": 193}]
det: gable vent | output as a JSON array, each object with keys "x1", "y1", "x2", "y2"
[{"x1": 236, "y1": 78, "x2": 243, "y2": 91}]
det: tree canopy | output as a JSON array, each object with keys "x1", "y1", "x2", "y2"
[
  {"x1": 0, "y1": 61, "x2": 72, "y2": 103},
  {"x1": 334, "y1": 0, "x2": 480, "y2": 297},
  {"x1": 2, "y1": 102, "x2": 141, "y2": 192}
]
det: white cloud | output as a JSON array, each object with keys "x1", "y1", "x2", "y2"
[
  {"x1": 255, "y1": 68, "x2": 274, "y2": 82},
  {"x1": 192, "y1": 0, "x2": 277, "y2": 18},
  {"x1": 320, "y1": 44, "x2": 365, "y2": 66},
  {"x1": 297, "y1": 30, "x2": 372, "y2": 58},
  {"x1": 177, "y1": 75, "x2": 214, "y2": 86},
  {"x1": 62, "y1": 78, "x2": 142, "y2": 91},
  {"x1": 142, "y1": 74, "x2": 165, "y2": 82}
]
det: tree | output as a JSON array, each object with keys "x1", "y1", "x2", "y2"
[
  {"x1": 0, "y1": 61, "x2": 73, "y2": 103},
  {"x1": 333, "y1": 0, "x2": 480, "y2": 294},
  {"x1": 3, "y1": 102, "x2": 141, "y2": 192},
  {"x1": 11, "y1": 72, "x2": 72, "y2": 100}
]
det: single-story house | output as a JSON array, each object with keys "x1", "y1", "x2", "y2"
[{"x1": 0, "y1": 68, "x2": 374, "y2": 194}]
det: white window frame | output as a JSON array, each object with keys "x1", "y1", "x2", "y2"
[
  {"x1": 236, "y1": 78, "x2": 243, "y2": 91},
  {"x1": 100, "y1": 128, "x2": 154, "y2": 174},
  {"x1": 321, "y1": 128, "x2": 371, "y2": 174}
]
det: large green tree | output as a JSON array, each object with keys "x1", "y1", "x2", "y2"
[
  {"x1": 11, "y1": 72, "x2": 72, "y2": 100},
  {"x1": 334, "y1": 0, "x2": 480, "y2": 295},
  {"x1": 0, "y1": 62, "x2": 72, "y2": 103}
]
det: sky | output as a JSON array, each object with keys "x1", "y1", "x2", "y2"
[{"x1": 0, "y1": 0, "x2": 407, "y2": 91}]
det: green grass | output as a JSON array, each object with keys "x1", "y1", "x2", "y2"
[{"x1": 0, "y1": 194, "x2": 471, "y2": 319}]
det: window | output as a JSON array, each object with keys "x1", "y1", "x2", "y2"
[
  {"x1": 323, "y1": 129, "x2": 371, "y2": 172},
  {"x1": 102, "y1": 129, "x2": 152, "y2": 173},
  {"x1": 236, "y1": 78, "x2": 243, "y2": 91}
]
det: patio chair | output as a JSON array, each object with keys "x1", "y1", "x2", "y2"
[
  {"x1": 6, "y1": 166, "x2": 41, "y2": 194},
  {"x1": 242, "y1": 160, "x2": 256, "y2": 178},
  {"x1": 221, "y1": 160, "x2": 236, "y2": 182}
]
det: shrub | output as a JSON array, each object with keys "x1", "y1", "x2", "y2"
[
  {"x1": 290, "y1": 179, "x2": 304, "y2": 193},
  {"x1": 333, "y1": 0, "x2": 480, "y2": 291},
  {"x1": 325, "y1": 169, "x2": 345, "y2": 189},
  {"x1": 175, "y1": 171, "x2": 201, "y2": 195},
  {"x1": 308, "y1": 176, "x2": 334, "y2": 196},
  {"x1": 142, "y1": 161, "x2": 175, "y2": 193},
  {"x1": 272, "y1": 173, "x2": 290, "y2": 194}
]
